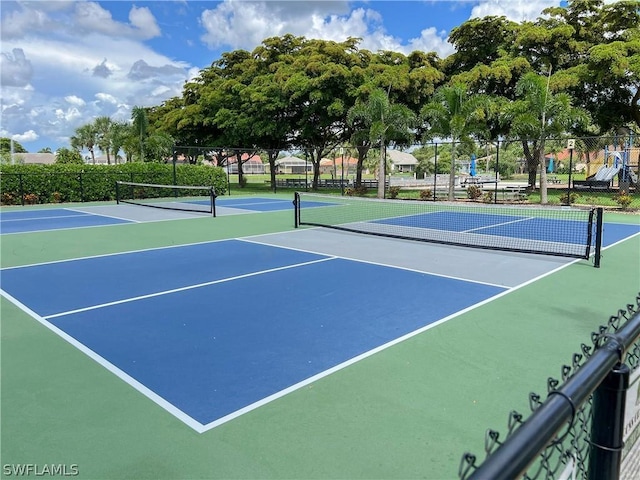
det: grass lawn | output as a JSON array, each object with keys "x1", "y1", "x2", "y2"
[{"x1": 226, "y1": 173, "x2": 640, "y2": 211}]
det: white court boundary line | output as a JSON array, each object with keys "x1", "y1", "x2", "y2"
[
  {"x1": 0, "y1": 212, "x2": 91, "y2": 222},
  {"x1": 0, "y1": 288, "x2": 207, "y2": 433},
  {"x1": 237, "y1": 237, "x2": 507, "y2": 289},
  {"x1": 0, "y1": 238, "x2": 577, "y2": 434},
  {"x1": 43, "y1": 256, "x2": 336, "y2": 319},
  {"x1": 2, "y1": 224, "x2": 639, "y2": 433}
]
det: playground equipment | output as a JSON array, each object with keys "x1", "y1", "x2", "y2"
[{"x1": 577, "y1": 135, "x2": 638, "y2": 191}]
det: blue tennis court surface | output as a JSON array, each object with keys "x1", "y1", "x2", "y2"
[
  {"x1": 0, "y1": 208, "x2": 132, "y2": 234},
  {"x1": 375, "y1": 211, "x2": 640, "y2": 247},
  {"x1": 1, "y1": 239, "x2": 506, "y2": 430}
]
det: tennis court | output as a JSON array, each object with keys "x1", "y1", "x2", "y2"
[{"x1": 1, "y1": 193, "x2": 639, "y2": 479}]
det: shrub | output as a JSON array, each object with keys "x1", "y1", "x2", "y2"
[
  {"x1": 467, "y1": 185, "x2": 482, "y2": 200},
  {"x1": 1, "y1": 192, "x2": 16, "y2": 205},
  {"x1": 483, "y1": 191, "x2": 494, "y2": 203},
  {"x1": 419, "y1": 189, "x2": 432, "y2": 201},
  {"x1": 560, "y1": 192, "x2": 579, "y2": 204},
  {"x1": 346, "y1": 185, "x2": 368, "y2": 196},
  {"x1": 614, "y1": 193, "x2": 633, "y2": 210},
  {"x1": 388, "y1": 186, "x2": 401, "y2": 199},
  {"x1": 23, "y1": 193, "x2": 38, "y2": 204},
  {"x1": 0, "y1": 163, "x2": 227, "y2": 204}
]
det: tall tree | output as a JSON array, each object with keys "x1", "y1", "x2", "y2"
[
  {"x1": 421, "y1": 83, "x2": 489, "y2": 201},
  {"x1": 131, "y1": 106, "x2": 149, "y2": 161},
  {"x1": 505, "y1": 71, "x2": 590, "y2": 203},
  {"x1": 70, "y1": 124, "x2": 97, "y2": 164},
  {"x1": 55, "y1": 147, "x2": 84, "y2": 164},
  {"x1": 94, "y1": 116, "x2": 113, "y2": 164},
  {"x1": 0, "y1": 138, "x2": 27, "y2": 154},
  {"x1": 347, "y1": 88, "x2": 416, "y2": 198},
  {"x1": 519, "y1": 0, "x2": 640, "y2": 131}
]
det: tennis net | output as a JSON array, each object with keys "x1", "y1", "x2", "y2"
[
  {"x1": 116, "y1": 181, "x2": 217, "y2": 216},
  {"x1": 294, "y1": 192, "x2": 603, "y2": 264}
]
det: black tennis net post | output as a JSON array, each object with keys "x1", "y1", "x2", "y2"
[
  {"x1": 293, "y1": 192, "x2": 300, "y2": 228},
  {"x1": 594, "y1": 207, "x2": 603, "y2": 268},
  {"x1": 210, "y1": 186, "x2": 217, "y2": 217},
  {"x1": 115, "y1": 181, "x2": 120, "y2": 205}
]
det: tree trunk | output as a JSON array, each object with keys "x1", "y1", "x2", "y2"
[
  {"x1": 268, "y1": 150, "x2": 279, "y2": 193},
  {"x1": 311, "y1": 149, "x2": 321, "y2": 190},
  {"x1": 539, "y1": 138, "x2": 548, "y2": 204},
  {"x1": 522, "y1": 141, "x2": 538, "y2": 189},
  {"x1": 355, "y1": 145, "x2": 369, "y2": 188}
]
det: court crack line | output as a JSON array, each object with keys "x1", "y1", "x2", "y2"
[{"x1": 43, "y1": 256, "x2": 337, "y2": 320}]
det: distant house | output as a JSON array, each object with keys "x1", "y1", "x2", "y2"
[
  {"x1": 225, "y1": 153, "x2": 265, "y2": 174},
  {"x1": 10, "y1": 153, "x2": 56, "y2": 165},
  {"x1": 274, "y1": 156, "x2": 312, "y2": 174},
  {"x1": 388, "y1": 149, "x2": 418, "y2": 173},
  {"x1": 320, "y1": 156, "x2": 359, "y2": 176}
]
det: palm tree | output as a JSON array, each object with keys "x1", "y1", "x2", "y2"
[
  {"x1": 421, "y1": 83, "x2": 489, "y2": 201},
  {"x1": 94, "y1": 116, "x2": 113, "y2": 164},
  {"x1": 131, "y1": 106, "x2": 148, "y2": 161},
  {"x1": 70, "y1": 124, "x2": 97, "y2": 164},
  {"x1": 506, "y1": 72, "x2": 590, "y2": 204},
  {"x1": 347, "y1": 88, "x2": 416, "y2": 198},
  {"x1": 109, "y1": 121, "x2": 129, "y2": 164}
]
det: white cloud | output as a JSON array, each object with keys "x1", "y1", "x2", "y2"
[
  {"x1": 151, "y1": 85, "x2": 172, "y2": 97},
  {"x1": 0, "y1": 1, "x2": 191, "y2": 151},
  {"x1": 0, "y1": 48, "x2": 33, "y2": 87},
  {"x1": 65, "y1": 95, "x2": 85, "y2": 107},
  {"x1": 470, "y1": 0, "x2": 559, "y2": 22},
  {"x1": 55, "y1": 107, "x2": 82, "y2": 122},
  {"x1": 0, "y1": 6, "x2": 51, "y2": 39},
  {"x1": 95, "y1": 93, "x2": 118, "y2": 104},
  {"x1": 129, "y1": 6, "x2": 161, "y2": 38},
  {"x1": 73, "y1": 2, "x2": 161, "y2": 39},
  {"x1": 200, "y1": 1, "x2": 453, "y2": 57},
  {"x1": 11, "y1": 130, "x2": 39, "y2": 142}
]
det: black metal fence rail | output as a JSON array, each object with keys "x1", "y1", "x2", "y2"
[{"x1": 459, "y1": 294, "x2": 640, "y2": 480}]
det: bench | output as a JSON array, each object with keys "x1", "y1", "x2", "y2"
[
  {"x1": 572, "y1": 180, "x2": 611, "y2": 191},
  {"x1": 547, "y1": 175, "x2": 561, "y2": 184},
  {"x1": 501, "y1": 186, "x2": 528, "y2": 201}
]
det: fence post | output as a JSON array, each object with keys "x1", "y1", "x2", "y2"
[
  {"x1": 433, "y1": 143, "x2": 438, "y2": 202},
  {"x1": 588, "y1": 361, "x2": 629, "y2": 480},
  {"x1": 19, "y1": 173, "x2": 24, "y2": 206},
  {"x1": 494, "y1": 140, "x2": 500, "y2": 204}
]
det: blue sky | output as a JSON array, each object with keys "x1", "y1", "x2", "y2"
[{"x1": 1, "y1": 0, "x2": 577, "y2": 154}]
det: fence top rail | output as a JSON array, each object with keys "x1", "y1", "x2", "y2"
[{"x1": 463, "y1": 295, "x2": 640, "y2": 480}]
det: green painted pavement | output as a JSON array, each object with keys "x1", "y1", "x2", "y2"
[{"x1": 1, "y1": 203, "x2": 639, "y2": 479}]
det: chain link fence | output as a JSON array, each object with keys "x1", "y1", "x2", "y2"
[{"x1": 459, "y1": 294, "x2": 640, "y2": 480}]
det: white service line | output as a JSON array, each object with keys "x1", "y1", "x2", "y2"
[
  {"x1": 43, "y1": 256, "x2": 336, "y2": 320},
  {"x1": 0, "y1": 213, "x2": 91, "y2": 222},
  {"x1": 0, "y1": 288, "x2": 206, "y2": 433},
  {"x1": 237, "y1": 236, "x2": 509, "y2": 289}
]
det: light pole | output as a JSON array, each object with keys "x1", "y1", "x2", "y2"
[
  {"x1": 566, "y1": 138, "x2": 575, "y2": 205},
  {"x1": 340, "y1": 147, "x2": 345, "y2": 196}
]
